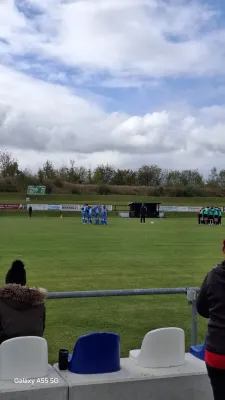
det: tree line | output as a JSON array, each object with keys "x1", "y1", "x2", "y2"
[{"x1": 0, "y1": 150, "x2": 224, "y2": 196}]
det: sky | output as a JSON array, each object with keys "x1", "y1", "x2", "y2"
[{"x1": 1, "y1": 0, "x2": 225, "y2": 173}]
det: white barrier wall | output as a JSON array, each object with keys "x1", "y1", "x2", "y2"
[
  {"x1": 24, "y1": 204, "x2": 223, "y2": 212},
  {"x1": 26, "y1": 204, "x2": 113, "y2": 211},
  {"x1": 54, "y1": 354, "x2": 213, "y2": 400},
  {"x1": 0, "y1": 356, "x2": 213, "y2": 400},
  {"x1": 160, "y1": 206, "x2": 223, "y2": 212}
]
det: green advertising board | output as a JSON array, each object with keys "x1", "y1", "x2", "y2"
[{"x1": 27, "y1": 186, "x2": 46, "y2": 195}]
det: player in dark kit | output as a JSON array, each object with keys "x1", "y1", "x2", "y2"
[
  {"x1": 140, "y1": 203, "x2": 147, "y2": 223},
  {"x1": 28, "y1": 206, "x2": 32, "y2": 218},
  {"x1": 198, "y1": 208, "x2": 203, "y2": 224}
]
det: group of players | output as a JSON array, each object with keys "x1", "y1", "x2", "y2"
[
  {"x1": 198, "y1": 207, "x2": 222, "y2": 225},
  {"x1": 81, "y1": 204, "x2": 108, "y2": 225}
]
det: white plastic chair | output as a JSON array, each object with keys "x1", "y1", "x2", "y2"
[
  {"x1": 0, "y1": 336, "x2": 48, "y2": 380},
  {"x1": 129, "y1": 327, "x2": 185, "y2": 368}
]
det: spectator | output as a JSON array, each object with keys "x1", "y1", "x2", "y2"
[
  {"x1": 196, "y1": 240, "x2": 225, "y2": 400},
  {"x1": 0, "y1": 260, "x2": 47, "y2": 344}
]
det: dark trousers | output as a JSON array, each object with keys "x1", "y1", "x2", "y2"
[
  {"x1": 140, "y1": 216, "x2": 145, "y2": 223},
  {"x1": 29, "y1": 211, "x2": 32, "y2": 217},
  {"x1": 206, "y1": 363, "x2": 225, "y2": 400},
  {"x1": 198, "y1": 215, "x2": 201, "y2": 224}
]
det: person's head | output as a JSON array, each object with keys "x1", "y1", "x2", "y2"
[{"x1": 5, "y1": 260, "x2": 26, "y2": 286}]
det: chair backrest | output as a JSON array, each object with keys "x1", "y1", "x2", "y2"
[
  {"x1": 0, "y1": 336, "x2": 48, "y2": 380},
  {"x1": 190, "y1": 343, "x2": 206, "y2": 361},
  {"x1": 68, "y1": 332, "x2": 120, "y2": 374},
  {"x1": 136, "y1": 327, "x2": 185, "y2": 368}
]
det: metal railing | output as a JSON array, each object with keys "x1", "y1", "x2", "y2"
[{"x1": 47, "y1": 287, "x2": 200, "y2": 346}]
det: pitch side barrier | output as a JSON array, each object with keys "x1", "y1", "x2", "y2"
[{"x1": 47, "y1": 287, "x2": 200, "y2": 346}]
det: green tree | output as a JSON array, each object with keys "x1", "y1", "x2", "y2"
[
  {"x1": 206, "y1": 167, "x2": 219, "y2": 186},
  {"x1": 68, "y1": 159, "x2": 80, "y2": 183},
  {"x1": 92, "y1": 164, "x2": 116, "y2": 184},
  {"x1": 112, "y1": 169, "x2": 137, "y2": 185},
  {"x1": 37, "y1": 168, "x2": 45, "y2": 183},
  {"x1": 42, "y1": 160, "x2": 56, "y2": 179},
  {"x1": 87, "y1": 168, "x2": 92, "y2": 183},
  {"x1": 179, "y1": 170, "x2": 204, "y2": 187},
  {"x1": 137, "y1": 165, "x2": 162, "y2": 186},
  {"x1": 218, "y1": 169, "x2": 225, "y2": 186},
  {"x1": 112, "y1": 169, "x2": 127, "y2": 185},
  {"x1": 165, "y1": 170, "x2": 181, "y2": 186},
  {"x1": 0, "y1": 150, "x2": 19, "y2": 177},
  {"x1": 77, "y1": 166, "x2": 88, "y2": 184},
  {"x1": 57, "y1": 165, "x2": 69, "y2": 181}
]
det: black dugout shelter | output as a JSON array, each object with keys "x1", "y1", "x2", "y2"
[{"x1": 128, "y1": 202, "x2": 161, "y2": 218}]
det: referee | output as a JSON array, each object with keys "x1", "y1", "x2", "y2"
[
  {"x1": 140, "y1": 203, "x2": 147, "y2": 223},
  {"x1": 28, "y1": 205, "x2": 33, "y2": 218}
]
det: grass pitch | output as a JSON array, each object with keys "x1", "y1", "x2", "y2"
[
  {"x1": 0, "y1": 216, "x2": 222, "y2": 363},
  {"x1": 0, "y1": 192, "x2": 224, "y2": 206}
]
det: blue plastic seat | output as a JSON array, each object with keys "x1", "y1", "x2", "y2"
[
  {"x1": 68, "y1": 332, "x2": 120, "y2": 374},
  {"x1": 190, "y1": 343, "x2": 205, "y2": 361}
]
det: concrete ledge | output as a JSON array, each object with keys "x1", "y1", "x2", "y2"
[
  {"x1": 0, "y1": 365, "x2": 68, "y2": 400},
  {"x1": 54, "y1": 353, "x2": 213, "y2": 400}
]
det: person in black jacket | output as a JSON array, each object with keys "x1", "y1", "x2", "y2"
[
  {"x1": 28, "y1": 205, "x2": 32, "y2": 217},
  {"x1": 0, "y1": 260, "x2": 47, "y2": 344},
  {"x1": 140, "y1": 203, "x2": 147, "y2": 223},
  {"x1": 196, "y1": 240, "x2": 225, "y2": 400}
]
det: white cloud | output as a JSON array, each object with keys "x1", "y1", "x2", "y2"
[
  {"x1": 1, "y1": 0, "x2": 225, "y2": 80},
  {"x1": 1, "y1": 64, "x2": 225, "y2": 172},
  {"x1": 0, "y1": 0, "x2": 225, "y2": 172},
  {"x1": 36, "y1": 0, "x2": 225, "y2": 78}
]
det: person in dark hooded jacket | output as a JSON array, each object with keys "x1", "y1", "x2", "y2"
[
  {"x1": 0, "y1": 260, "x2": 47, "y2": 344},
  {"x1": 196, "y1": 240, "x2": 225, "y2": 400},
  {"x1": 140, "y1": 203, "x2": 147, "y2": 223}
]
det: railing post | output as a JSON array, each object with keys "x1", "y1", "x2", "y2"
[{"x1": 187, "y1": 288, "x2": 198, "y2": 346}]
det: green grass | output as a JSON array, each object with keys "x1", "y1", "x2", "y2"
[
  {"x1": 0, "y1": 216, "x2": 222, "y2": 364},
  {"x1": 0, "y1": 192, "x2": 224, "y2": 206}
]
